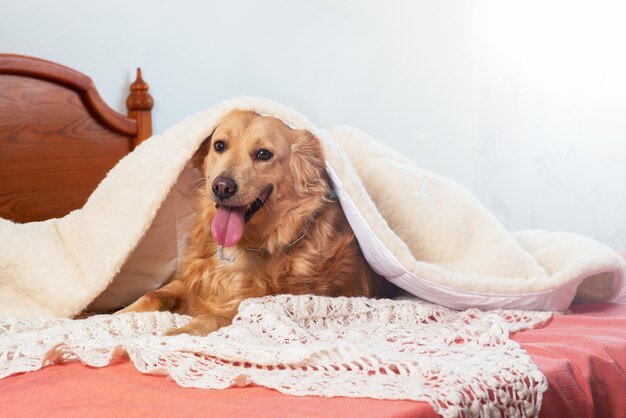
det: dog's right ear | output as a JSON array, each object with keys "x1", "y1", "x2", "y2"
[{"x1": 191, "y1": 132, "x2": 213, "y2": 169}]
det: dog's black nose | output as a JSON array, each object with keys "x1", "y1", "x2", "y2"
[{"x1": 212, "y1": 176, "x2": 237, "y2": 199}]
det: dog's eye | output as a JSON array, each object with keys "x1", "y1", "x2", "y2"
[
  {"x1": 214, "y1": 141, "x2": 226, "y2": 152},
  {"x1": 256, "y1": 149, "x2": 273, "y2": 161}
]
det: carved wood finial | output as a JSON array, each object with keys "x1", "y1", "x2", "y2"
[
  {"x1": 126, "y1": 68, "x2": 154, "y2": 111},
  {"x1": 126, "y1": 67, "x2": 154, "y2": 148}
]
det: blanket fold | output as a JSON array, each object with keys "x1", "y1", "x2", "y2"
[{"x1": 0, "y1": 97, "x2": 624, "y2": 317}]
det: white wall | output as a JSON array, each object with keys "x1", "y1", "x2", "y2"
[{"x1": 1, "y1": 0, "x2": 625, "y2": 249}]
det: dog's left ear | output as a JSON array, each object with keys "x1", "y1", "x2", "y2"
[
  {"x1": 191, "y1": 132, "x2": 213, "y2": 170},
  {"x1": 289, "y1": 130, "x2": 327, "y2": 195}
]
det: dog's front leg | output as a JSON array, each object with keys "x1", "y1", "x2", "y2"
[
  {"x1": 116, "y1": 280, "x2": 186, "y2": 314},
  {"x1": 164, "y1": 313, "x2": 232, "y2": 336}
]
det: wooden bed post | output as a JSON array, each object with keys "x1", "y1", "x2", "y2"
[{"x1": 126, "y1": 68, "x2": 154, "y2": 149}]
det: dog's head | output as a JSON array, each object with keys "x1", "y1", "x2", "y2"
[{"x1": 195, "y1": 110, "x2": 329, "y2": 251}]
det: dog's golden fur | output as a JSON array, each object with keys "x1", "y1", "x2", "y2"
[{"x1": 120, "y1": 110, "x2": 392, "y2": 335}]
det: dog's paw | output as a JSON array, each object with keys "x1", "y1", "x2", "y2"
[
  {"x1": 162, "y1": 324, "x2": 206, "y2": 337},
  {"x1": 163, "y1": 314, "x2": 231, "y2": 336},
  {"x1": 163, "y1": 326, "x2": 189, "y2": 337}
]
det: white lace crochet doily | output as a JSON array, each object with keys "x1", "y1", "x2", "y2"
[{"x1": 0, "y1": 295, "x2": 551, "y2": 418}]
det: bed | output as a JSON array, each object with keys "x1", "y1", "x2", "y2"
[
  {"x1": 0, "y1": 53, "x2": 153, "y2": 223},
  {"x1": 0, "y1": 54, "x2": 624, "y2": 418}
]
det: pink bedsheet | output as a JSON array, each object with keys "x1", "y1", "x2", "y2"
[
  {"x1": 513, "y1": 287, "x2": 626, "y2": 417},
  {"x1": 1, "y1": 268, "x2": 624, "y2": 417},
  {"x1": 0, "y1": 361, "x2": 437, "y2": 418}
]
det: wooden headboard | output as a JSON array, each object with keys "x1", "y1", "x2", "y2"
[{"x1": 0, "y1": 54, "x2": 154, "y2": 223}]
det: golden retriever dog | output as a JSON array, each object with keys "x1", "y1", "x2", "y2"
[{"x1": 119, "y1": 110, "x2": 393, "y2": 335}]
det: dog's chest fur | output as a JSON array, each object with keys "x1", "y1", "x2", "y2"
[{"x1": 183, "y1": 202, "x2": 379, "y2": 317}]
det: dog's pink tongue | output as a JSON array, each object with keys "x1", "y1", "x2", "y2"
[{"x1": 211, "y1": 206, "x2": 246, "y2": 247}]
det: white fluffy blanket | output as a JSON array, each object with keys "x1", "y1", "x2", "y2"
[{"x1": 0, "y1": 97, "x2": 624, "y2": 316}]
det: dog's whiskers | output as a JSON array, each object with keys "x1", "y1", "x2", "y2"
[
  {"x1": 257, "y1": 193, "x2": 269, "y2": 204},
  {"x1": 184, "y1": 177, "x2": 208, "y2": 198},
  {"x1": 254, "y1": 190, "x2": 274, "y2": 213}
]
